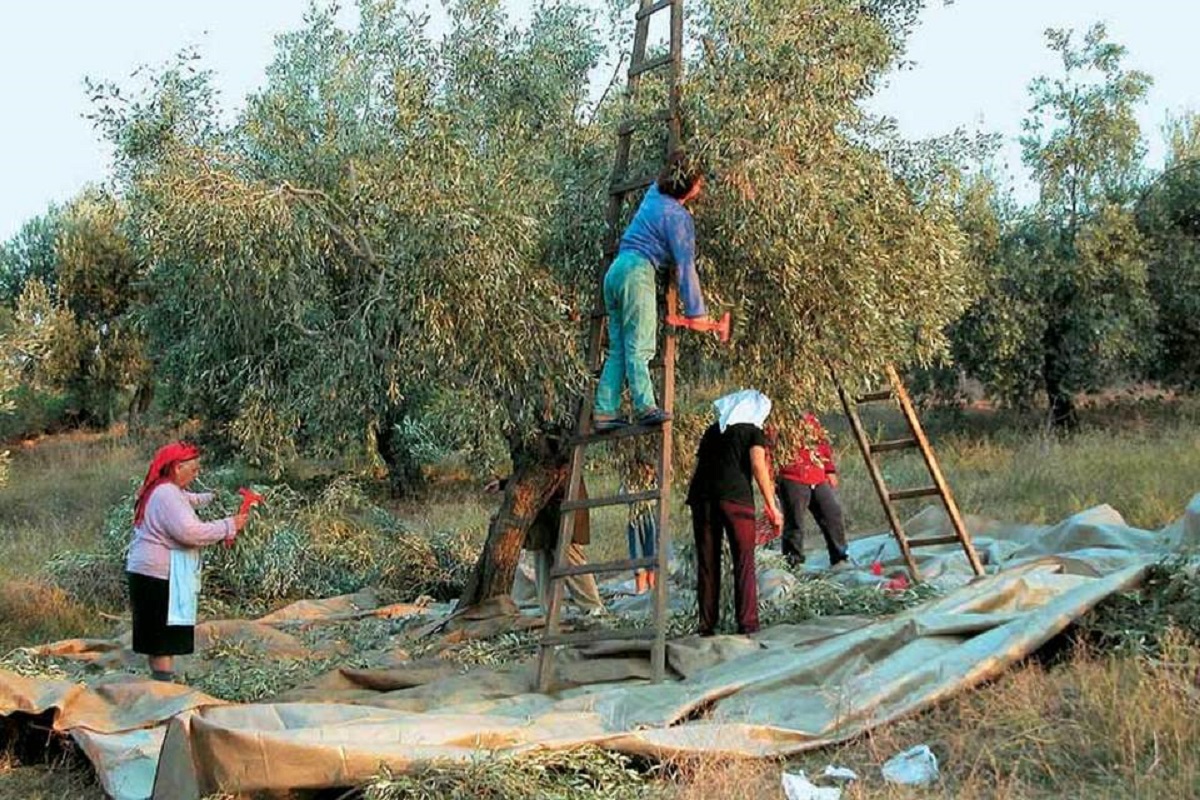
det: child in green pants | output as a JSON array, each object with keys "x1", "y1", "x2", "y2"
[{"x1": 594, "y1": 152, "x2": 712, "y2": 431}]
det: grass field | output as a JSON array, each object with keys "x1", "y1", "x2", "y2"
[{"x1": 2, "y1": 397, "x2": 1200, "y2": 798}]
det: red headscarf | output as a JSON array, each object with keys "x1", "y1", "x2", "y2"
[{"x1": 133, "y1": 441, "x2": 201, "y2": 526}]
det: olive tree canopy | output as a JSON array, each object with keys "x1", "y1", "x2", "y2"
[{"x1": 93, "y1": 0, "x2": 978, "y2": 607}]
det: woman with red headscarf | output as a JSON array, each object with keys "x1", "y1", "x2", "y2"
[{"x1": 125, "y1": 442, "x2": 248, "y2": 682}]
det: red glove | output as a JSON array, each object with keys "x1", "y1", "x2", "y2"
[{"x1": 226, "y1": 488, "x2": 264, "y2": 548}]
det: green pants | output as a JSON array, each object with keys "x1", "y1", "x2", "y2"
[{"x1": 595, "y1": 252, "x2": 657, "y2": 416}]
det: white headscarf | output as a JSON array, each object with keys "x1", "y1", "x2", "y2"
[{"x1": 713, "y1": 389, "x2": 772, "y2": 432}]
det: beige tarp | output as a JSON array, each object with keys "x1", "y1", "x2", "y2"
[{"x1": 4, "y1": 496, "x2": 1199, "y2": 799}]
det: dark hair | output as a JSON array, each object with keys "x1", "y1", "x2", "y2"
[{"x1": 656, "y1": 150, "x2": 705, "y2": 199}]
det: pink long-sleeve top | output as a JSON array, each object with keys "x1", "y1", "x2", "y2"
[{"x1": 125, "y1": 483, "x2": 235, "y2": 580}]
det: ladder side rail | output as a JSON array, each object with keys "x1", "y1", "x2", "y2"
[
  {"x1": 667, "y1": 0, "x2": 683, "y2": 152},
  {"x1": 536, "y1": 444, "x2": 588, "y2": 691},
  {"x1": 651, "y1": 285, "x2": 678, "y2": 682},
  {"x1": 650, "y1": 0, "x2": 684, "y2": 682}
]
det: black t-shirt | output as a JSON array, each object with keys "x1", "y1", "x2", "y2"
[{"x1": 686, "y1": 421, "x2": 768, "y2": 506}]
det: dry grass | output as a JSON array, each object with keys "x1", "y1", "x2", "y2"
[
  {"x1": 0, "y1": 431, "x2": 140, "y2": 652},
  {"x1": 771, "y1": 634, "x2": 1200, "y2": 799},
  {"x1": 0, "y1": 754, "x2": 103, "y2": 800},
  {"x1": 0, "y1": 430, "x2": 143, "y2": 584},
  {"x1": 665, "y1": 755, "x2": 783, "y2": 800},
  {"x1": 0, "y1": 714, "x2": 104, "y2": 800},
  {"x1": 0, "y1": 581, "x2": 101, "y2": 655},
  {"x1": 387, "y1": 482, "x2": 497, "y2": 544}
]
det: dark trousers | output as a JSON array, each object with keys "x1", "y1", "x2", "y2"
[
  {"x1": 779, "y1": 479, "x2": 848, "y2": 565},
  {"x1": 691, "y1": 498, "x2": 759, "y2": 635}
]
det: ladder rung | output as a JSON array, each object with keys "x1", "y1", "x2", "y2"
[
  {"x1": 617, "y1": 109, "x2": 674, "y2": 135},
  {"x1": 559, "y1": 489, "x2": 660, "y2": 512},
  {"x1": 542, "y1": 627, "x2": 657, "y2": 647},
  {"x1": 888, "y1": 486, "x2": 941, "y2": 501},
  {"x1": 573, "y1": 423, "x2": 666, "y2": 446},
  {"x1": 553, "y1": 556, "x2": 657, "y2": 579},
  {"x1": 609, "y1": 173, "x2": 657, "y2": 195},
  {"x1": 870, "y1": 438, "x2": 919, "y2": 454},
  {"x1": 856, "y1": 389, "x2": 894, "y2": 403},
  {"x1": 907, "y1": 535, "x2": 961, "y2": 548},
  {"x1": 635, "y1": 0, "x2": 673, "y2": 20},
  {"x1": 629, "y1": 53, "x2": 673, "y2": 78}
]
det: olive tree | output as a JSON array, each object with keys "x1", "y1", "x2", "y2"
[
  {"x1": 0, "y1": 328, "x2": 13, "y2": 484},
  {"x1": 681, "y1": 0, "x2": 974, "y2": 418},
  {"x1": 937, "y1": 25, "x2": 1156, "y2": 424},
  {"x1": 0, "y1": 191, "x2": 148, "y2": 427},
  {"x1": 1016, "y1": 24, "x2": 1154, "y2": 427},
  {"x1": 98, "y1": 0, "x2": 977, "y2": 609},
  {"x1": 0, "y1": 206, "x2": 62, "y2": 306},
  {"x1": 1140, "y1": 115, "x2": 1200, "y2": 385}
]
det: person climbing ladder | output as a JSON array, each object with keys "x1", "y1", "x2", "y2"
[{"x1": 593, "y1": 150, "x2": 713, "y2": 432}]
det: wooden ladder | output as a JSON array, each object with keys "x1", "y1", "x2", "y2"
[
  {"x1": 834, "y1": 364, "x2": 985, "y2": 582},
  {"x1": 536, "y1": 0, "x2": 685, "y2": 693}
]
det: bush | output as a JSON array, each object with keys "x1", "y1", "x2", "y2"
[
  {"x1": 1079, "y1": 557, "x2": 1200, "y2": 655},
  {"x1": 0, "y1": 384, "x2": 74, "y2": 441},
  {"x1": 45, "y1": 472, "x2": 481, "y2": 612}
]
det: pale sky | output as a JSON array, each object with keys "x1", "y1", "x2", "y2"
[{"x1": 1, "y1": 0, "x2": 1197, "y2": 240}]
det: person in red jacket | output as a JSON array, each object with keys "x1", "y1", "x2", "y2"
[{"x1": 772, "y1": 413, "x2": 848, "y2": 568}]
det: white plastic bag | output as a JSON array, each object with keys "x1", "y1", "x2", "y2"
[
  {"x1": 782, "y1": 771, "x2": 842, "y2": 800},
  {"x1": 822, "y1": 765, "x2": 859, "y2": 782},
  {"x1": 882, "y1": 744, "x2": 940, "y2": 786}
]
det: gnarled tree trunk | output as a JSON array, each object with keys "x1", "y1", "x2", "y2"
[{"x1": 455, "y1": 437, "x2": 570, "y2": 610}]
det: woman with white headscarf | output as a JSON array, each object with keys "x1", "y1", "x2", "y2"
[{"x1": 684, "y1": 389, "x2": 782, "y2": 636}]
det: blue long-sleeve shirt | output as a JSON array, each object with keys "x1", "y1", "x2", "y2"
[{"x1": 618, "y1": 185, "x2": 707, "y2": 318}]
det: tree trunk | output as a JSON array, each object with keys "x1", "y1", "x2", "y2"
[
  {"x1": 455, "y1": 441, "x2": 569, "y2": 610},
  {"x1": 1042, "y1": 324, "x2": 1078, "y2": 432},
  {"x1": 1047, "y1": 388, "x2": 1077, "y2": 431},
  {"x1": 127, "y1": 379, "x2": 155, "y2": 433},
  {"x1": 375, "y1": 407, "x2": 424, "y2": 497}
]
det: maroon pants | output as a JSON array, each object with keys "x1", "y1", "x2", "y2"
[{"x1": 691, "y1": 498, "x2": 759, "y2": 635}]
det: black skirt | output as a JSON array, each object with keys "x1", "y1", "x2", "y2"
[{"x1": 127, "y1": 571, "x2": 195, "y2": 656}]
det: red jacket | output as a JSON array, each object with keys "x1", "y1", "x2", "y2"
[{"x1": 777, "y1": 413, "x2": 837, "y2": 486}]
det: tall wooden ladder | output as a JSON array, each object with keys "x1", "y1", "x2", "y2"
[
  {"x1": 536, "y1": 0, "x2": 685, "y2": 693},
  {"x1": 834, "y1": 364, "x2": 985, "y2": 582}
]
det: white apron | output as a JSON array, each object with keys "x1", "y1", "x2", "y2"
[{"x1": 167, "y1": 548, "x2": 201, "y2": 626}]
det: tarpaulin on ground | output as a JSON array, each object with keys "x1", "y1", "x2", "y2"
[{"x1": 3, "y1": 495, "x2": 1199, "y2": 799}]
